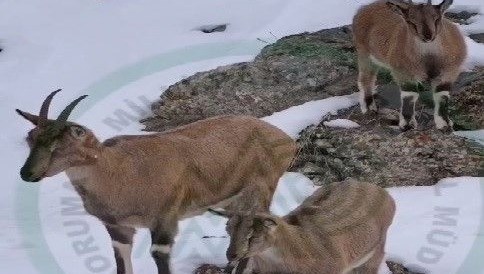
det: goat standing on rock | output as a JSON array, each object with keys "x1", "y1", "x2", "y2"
[
  {"x1": 16, "y1": 89, "x2": 297, "y2": 274},
  {"x1": 210, "y1": 179, "x2": 396, "y2": 274},
  {"x1": 353, "y1": 0, "x2": 467, "y2": 130}
]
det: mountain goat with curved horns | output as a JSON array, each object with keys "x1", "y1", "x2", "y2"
[{"x1": 16, "y1": 89, "x2": 297, "y2": 274}]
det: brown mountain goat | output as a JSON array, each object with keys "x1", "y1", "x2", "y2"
[
  {"x1": 16, "y1": 89, "x2": 297, "y2": 274},
  {"x1": 353, "y1": 0, "x2": 467, "y2": 130},
  {"x1": 211, "y1": 180, "x2": 395, "y2": 274}
]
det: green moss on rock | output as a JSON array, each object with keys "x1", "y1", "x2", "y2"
[{"x1": 261, "y1": 38, "x2": 356, "y2": 67}]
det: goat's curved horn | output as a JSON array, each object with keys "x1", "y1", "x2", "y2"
[
  {"x1": 56, "y1": 95, "x2": 88, "y2": 124},
  {"x1": 38, "y1": 89, "x2": 62, "y2": 126}
]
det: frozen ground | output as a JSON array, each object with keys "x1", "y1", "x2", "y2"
[{"x1": 0, "y1": 0, "x2": 483, "y2": 273}]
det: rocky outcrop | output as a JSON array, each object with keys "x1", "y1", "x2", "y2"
[
  {"x1": 469, "y1": 33, "x2": 484, "y2": 44},
  {"x1": 142, "y1": 26, "x2": 360, "y2": 132},
  {"x1": 290, "y1": 69, "x2": 483, "y2": 187},
  {"x1": 142, "y1": 25, "x2": 483, "y2": 188},
  {"x1": 452, "y1": 67, "x2": 484, "y2": 129},
  {"x1": 445, "y1": 11, "x2": 479, "y2": 25},
  {"x1": 290, "y1": 109, "x2": 483, "y2": 187}
]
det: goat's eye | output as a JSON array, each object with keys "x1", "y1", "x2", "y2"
[
  {"x1": 246, "y1": 230, "x2": 254, "y2": 239},
  {"x1": 70, "y1": 126, "x2": 86, "y2": 139}
]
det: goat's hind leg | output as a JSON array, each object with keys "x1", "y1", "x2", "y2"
[
  {"x1": 354, "y1": 241, "x2": 385, "y2": 274},
  {"x1": 227, "y1": 258, "x2": 253, "y2": 274},
  {"x1": 150, "y1": 221, "x2": 178, "y2": 274},
  {"x1": 105, "y1": 224, "x2": 135, "y2": 274},
  {"x1": 357, "y1": 54, "x2": 379, "y2": 114}
]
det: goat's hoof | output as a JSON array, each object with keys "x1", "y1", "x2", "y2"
[
  {"x1": 435, "y1": 116, "x2": 453, "y2": 132},
  {"x1": 436, "y1": 124, "x2": 454, "y2": 133},
  {"x1": 399, "y1": 118, "x2": 417, "y2": 131},
  {"x1": 400, "y1": 125, "x2": 413, "y2": 132},
  {"x1": 360, "y1": 104, "x2": 368, "y2": 114},
  {"x1": 369, "y1": 102, "x2": 378, "y2": 112}
]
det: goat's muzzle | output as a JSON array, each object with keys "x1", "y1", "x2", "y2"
[
  {"x1": 20, "y1": 166, "x2": 43, "y2": 182},
  {"x1": 20, "y1": 147, "x2": 51, "y2": 183}
]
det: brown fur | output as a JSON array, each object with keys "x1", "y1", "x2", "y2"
[
  {"x1": 353, "y1": 0, "x2": 467, "y2": 130},
  {"x1": 68, "y1": 115, "x2": 296, "y2": 227},
  {"x1": 215, "y1": 180, "x2": 395, "y2": 274},
  {"x1": 18, "y1": 98, "x2": 296, "y2": 274}
]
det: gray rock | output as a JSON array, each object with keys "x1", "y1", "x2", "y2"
[
  {"x1": 301, "y1": 162, "x2": 325, "y2": 175},
  {"x1": 445, "y1": 11, "x2": 479, "y2": 25},
  {"x1": 315, "y1": 139, "x2": 333, "y2": 148},
  {"x1": 386, "y1": 261, "x2": 425, "y2": 274},
  {"x1": 194, "y1": 264, "x2": 224, "y2": 274},
  {"x1": 469, "y1": 33, "x2": 484, "y2": 44},
  {"x1": 142, "y1": 26, "x2": 359, "y2": 131},
  {"x1": 196, "y1": 24, "x2": 228, "y2": 33}
]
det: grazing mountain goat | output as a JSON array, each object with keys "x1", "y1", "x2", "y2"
[
  {"x1": 353, "y1": 0, "x2": 467, "y2": 130},
  {"x1": 16, "y1": 89, "x2": 297, "y2": 274},
  {"x1": 210, "y1": 180, "x2": 395, "y2": 274}
]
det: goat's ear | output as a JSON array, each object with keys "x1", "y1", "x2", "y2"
[
  {"x1": 16, "y1": 109, "x2": 40, "y2": 125},
  {"x1": 387, "y1": 0, "x2": 410, "y2": 16},
  {"x1": 70, "y1": 125, "x2": 87, "y2": 139},
  {"x1": 208, "y1": 208, "x2": 231, "y2": 218},
  {"x1": 438, "y1": 0, "x2": 452, "y2": 12}
]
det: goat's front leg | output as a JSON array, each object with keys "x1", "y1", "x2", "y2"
[
  {"x1": 433, "y1": 83, "x2": 454, "y2": 130},
  {"x1": 227, "y1": 258, "x2": 252, "y2": 274},
  {"x1": 105, "y1": 224, "x2": 135, "y2": 274},
  {"x1": 357, "y1": 54, "x2": 379, "y2": 113},
  {"x1": 398, "y1": 83, "x2": 419, "y2": 131},
  {"x1": 150, "y1": 222, "x2": 178, "y2": 274}
]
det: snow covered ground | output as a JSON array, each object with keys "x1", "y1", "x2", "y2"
[{"x1": 1, "y1": 0, "x2": 483, "y2": 273}]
